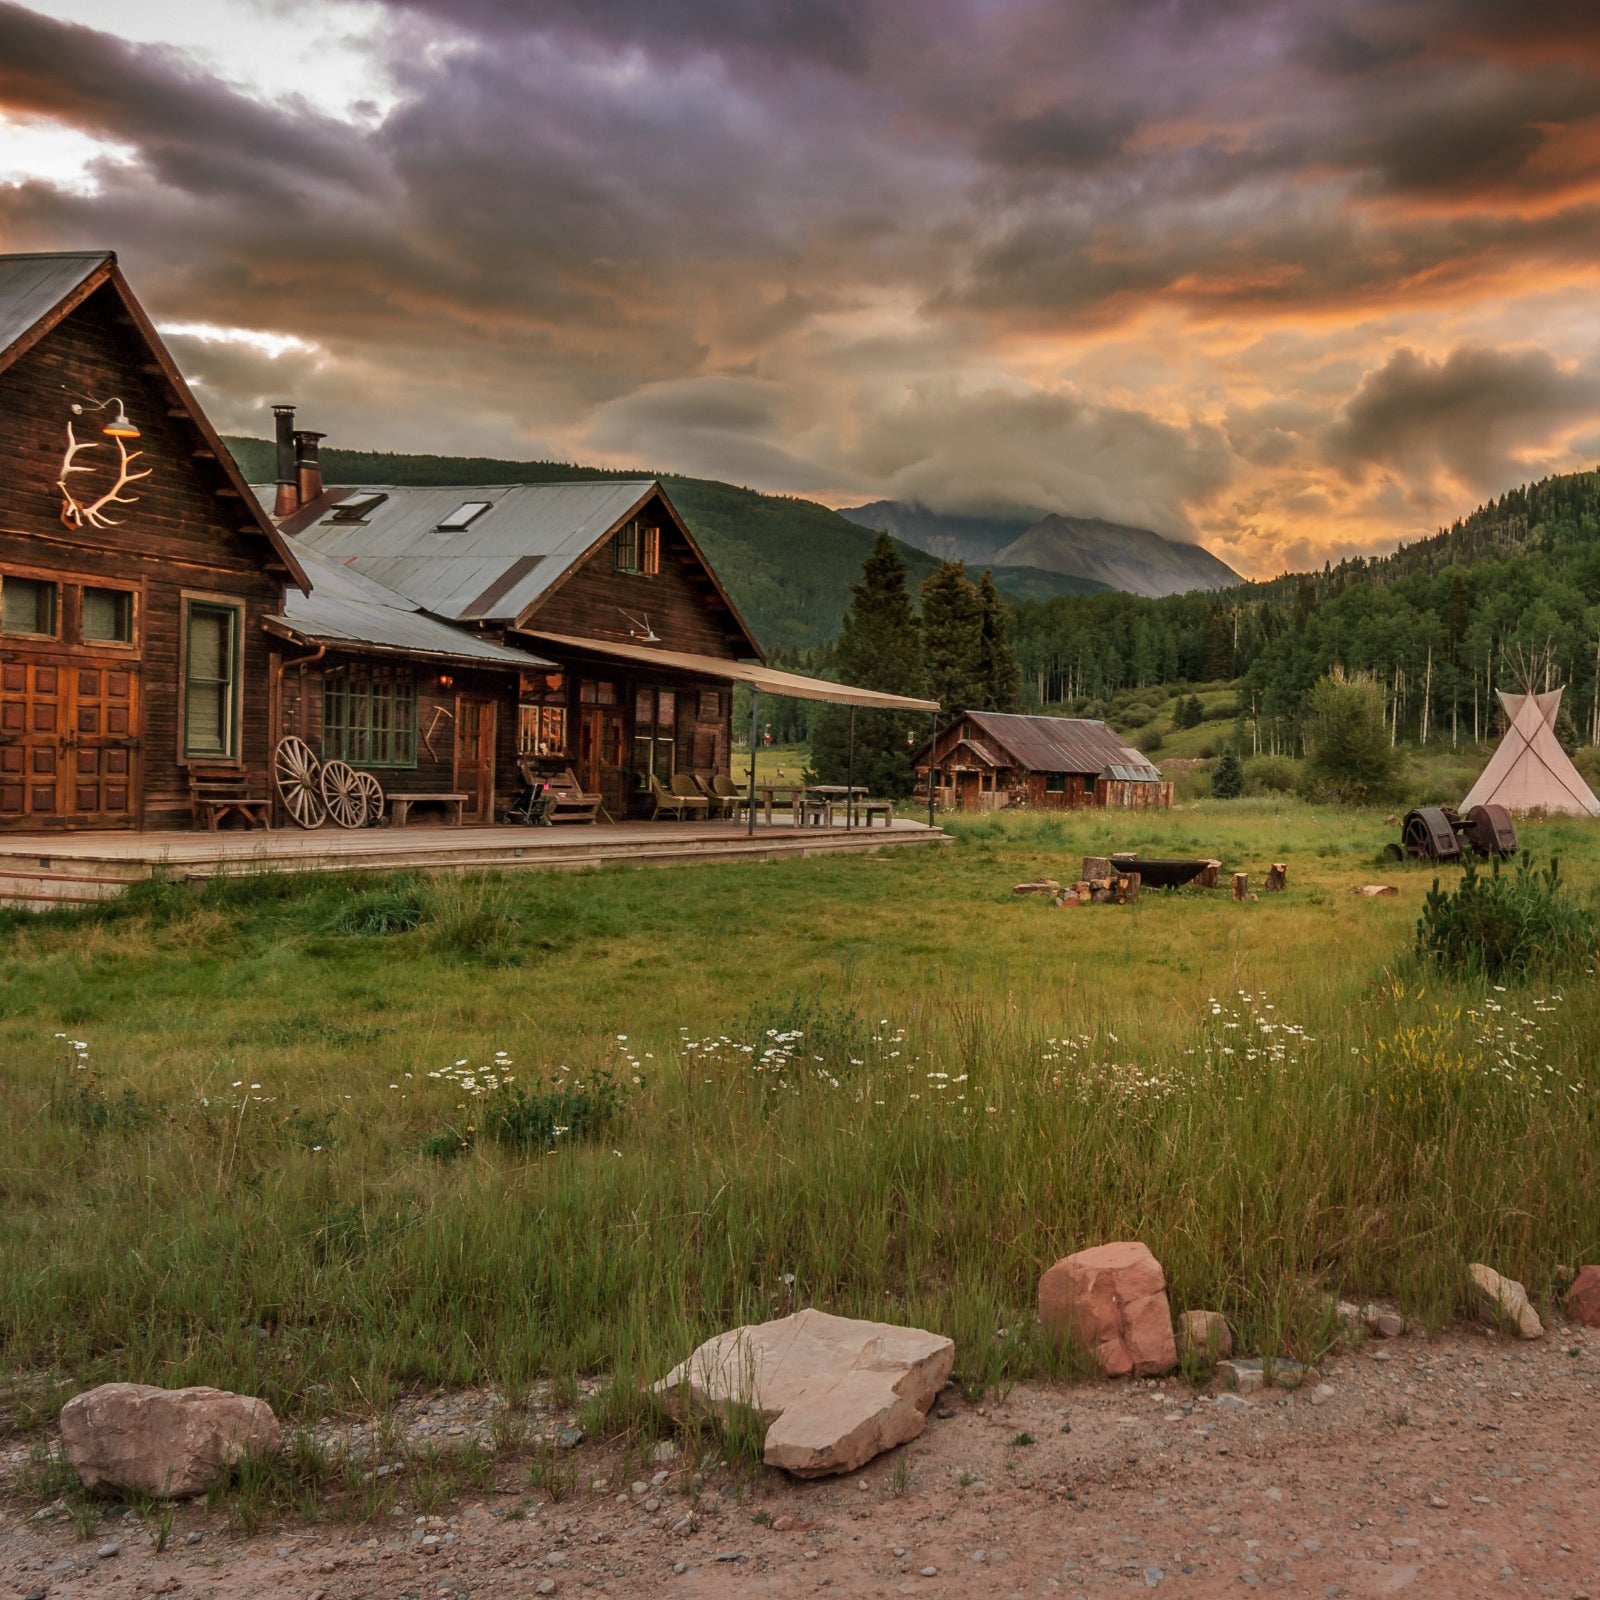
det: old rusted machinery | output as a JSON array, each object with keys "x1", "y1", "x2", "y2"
[{"x1": 1398, "y1": 803, "x2": 1517, "y2": 863}]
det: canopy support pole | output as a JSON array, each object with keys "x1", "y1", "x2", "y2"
[
  {"x1": 846, "y1": 705, "x2": 855, "y2": 830},
  {"x1": 928, "y1": 708, "x2": 937, "y2": 827},
  {"x1": 747, "y1": 686, "x2": 760, "y2": 838}
]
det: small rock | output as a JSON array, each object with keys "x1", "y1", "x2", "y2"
[
  {"x1": 772, "y1": 1515, "x2": 795, "y2": 1532},
  {"x1": 631, "y1": 1481, "x2": 649, "y2": 1496},
  {"x1": 644, "y1": 1497, "x2": 661, "y2": 1513},
  {"x1": 1145, "y1": 1568, "x2": 1165, "y2": 1588},
  {"x1": 1216, "y1": 1359, "x2": 1265, "y2": 1395},
  {"x1": 1214, "y1": 1393, "x2": 1252, "y2": 1412},
  {"x1": 1428, "y1": 1496, "x2": 1449, "y2": 1509},
  {"x1": 970, "y1": 1549, "x2": 986, "y2": 1563},
  {"x1": 1469, "y1": 1263, "x2": 1542, "y2": 1339},
  {"x1": 1309, "y1": 1384, "x2": 1335, "y2": 1407},
  {"x1": 1038, "y1": 1241, "x2": 1178, "y2": 1377},
  {"x1": 1566, "y1": 1266, "x2": 1600, "y2": 1328},
  {"x1": 536, "y1": 1581, "x2": 557, "y2": 1595},
  {"x1": 1363, "y1": 1305, "x2": 1404, "y2": 1339},
  {"x1": 97, "y1": 1543, "x2": 121, "y2": 1560},
  {"x1": 557, "y1": 1427, "x2": 583, "y2": 1449},
  {"x1": 650, "y1": 1439, "x2": 680, "y2": 1464},
  {"x1": 893, "y1": 1546, "x2": 907, "y2": 1557},
  {"x1": 920, "y1": 1567, "x2": 938, "y2": 1578},
  {"x1": 1176, "y1": 1311, "x2": 1233, "y2": 1362},
  {"x1": 24, "y1": 1590, "x2": 46, "y2": 1600}
]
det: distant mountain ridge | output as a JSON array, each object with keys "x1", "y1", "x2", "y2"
[
  {"x1": 224, "y1": 438, "x2": 1102, "y2": 653},
  {"x1": 841, "y1": 500, "x2": 1239, "y2": 598}
]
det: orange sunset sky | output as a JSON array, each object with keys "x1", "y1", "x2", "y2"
[{"x1": 3, "y1": 0, "x2": 1599, "y2": 578}]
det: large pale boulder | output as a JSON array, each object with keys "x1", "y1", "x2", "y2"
[
  {"x1": 1039, "y1": 1241, "x2": 1177, "y2": 1377},
  {"x1": 654, "y1": 1309, "x2": 953, "y2": 1478},
  {"x1": 60, "y1": 1384, "x2": 280, "y2": 1498},
  {"x1": 1468, "y1": 1263, "x2": 1542, "y2": 1340},
  {"x1": 1567, "y1": 1266, "x2": 1600, "y2": 1328}
]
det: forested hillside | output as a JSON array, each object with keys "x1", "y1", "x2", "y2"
[
  {"x1": 224, "y1": 438, "x2": 1096, "y2": 652},
  {"x1": 1012, "y1": 469, "x2": 1600, "y2": 753}
]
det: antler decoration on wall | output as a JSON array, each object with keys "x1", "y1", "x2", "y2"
[{"x1": 56, "y1": 396, "x2": 153, "y2": 530}]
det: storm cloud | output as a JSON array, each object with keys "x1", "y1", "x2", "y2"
[{"x1": 3, "y1": 0, "x2": 1600, "y2": 575}]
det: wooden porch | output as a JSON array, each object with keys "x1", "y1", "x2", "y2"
[{"x1": 0, "y1": 815, "x2": 949, "y2": 908}]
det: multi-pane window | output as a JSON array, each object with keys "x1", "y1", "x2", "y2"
[
  {"x1": 612, "y1": 520, "x2": 661, "y2": 575},
  {"x1": 633, "y1": 686, "x2": 676, "y2": 788},
  {"x1": 518, "y1": 705, "x2": 568, "y2": 756},
  {"x1": 1, "y1": 577, "x2": 57, "y2": 637},
  {"x1": 82, "y1": 587, "x2": 133, "y2": 643},
  {"x1": 184, "y1": 601, "x2": 240, "y2": 758},
  {"x1": 322, "y1": 663, "x2": 417, "y2": 767}
]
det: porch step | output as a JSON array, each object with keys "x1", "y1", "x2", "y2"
[{"x1": 0, "y1": 825, "x2": 947, "y2": 907}]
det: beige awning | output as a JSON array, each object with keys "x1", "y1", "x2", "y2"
[{"x1": 520, "y1": 630, "x2": 940, "y2": 712}]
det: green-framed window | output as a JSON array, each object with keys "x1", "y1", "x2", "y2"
[
  {"x1": 323, "y1": 662, "x2": 417, "y2": 767},
  {"x1": 183, "y1": 600, "x2": 241, "y2": 758}
]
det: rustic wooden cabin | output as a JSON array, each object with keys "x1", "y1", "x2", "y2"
[
  {"x1": 0, "y1": 252, "x2": 307, "y2": 831},
  {"x1": 259, "y1": 437, "x2": 764, "y2": 820},
  {"x1": 914, "y1": 710, "x2": 1171, "y2": 812}
]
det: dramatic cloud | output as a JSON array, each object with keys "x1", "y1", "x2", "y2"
[{"x1": 3, "y1": 0, "x2": 1600, "y2": 575}]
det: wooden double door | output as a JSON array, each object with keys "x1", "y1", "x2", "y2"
[{"x1": 0, "y1": 658, "x2": 140, "y2": 826}]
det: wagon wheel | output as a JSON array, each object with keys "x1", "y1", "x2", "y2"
[
  {"x1": 1401, "y1": 812, "x2": 1434, "y2": 860},
  {"x1": 320, "y1": 759, "x2": 368, "y2": 829},
  {"x1": 274, "y1": 735, "x2": 326, "y2": 829},
  {"x1": 351, "y1": 769, "x2": 385, "y2": 827}
]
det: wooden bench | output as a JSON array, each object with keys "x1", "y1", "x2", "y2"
[
  {"x1": 188, "y1": 768, "x2": 271, "y2": 832},
  {"x1": 388, "y1": 792, "x2": 468, "y2": 827},
  {"x1": 547, "y1": 767, "x2": 602, "y2": 825},
  {"x1": 856, "y1": 800, "x2": 894, "y2": 827}
]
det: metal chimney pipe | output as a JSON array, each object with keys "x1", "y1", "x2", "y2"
[
  {"x1": 272, "y1": 404, "x2": 298, "y2": 517},
  {"x1": 293, "y1": 428, "x2": 326, "y2": 509}
]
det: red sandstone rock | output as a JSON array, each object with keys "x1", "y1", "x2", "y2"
[
  {"x1": 1038, "y1": 1241, "x2": 1177, "y2": 1378},
  {"x1": 1567, "y1": 1266, "x2": 1600, "y2": 1328}
]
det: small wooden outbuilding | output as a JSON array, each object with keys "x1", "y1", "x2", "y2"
[{"x1": 914, "y1": 710, "x2": 1171, "y2": 812}]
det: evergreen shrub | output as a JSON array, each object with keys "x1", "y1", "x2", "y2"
[
  {"x1": 1211, "y1": 748, "x2": 1244, "y2": 798},
  {"x1": 1416, "y1": 853, "x2": 1596, "y2": 980}
]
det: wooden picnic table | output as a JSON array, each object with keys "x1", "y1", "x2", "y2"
[
  {"x1": 800, "y1": 784, "x2": 868, "y2": 827},
  {"x1": 748, "y1": 782, "x2": 805, "y2": 825}
]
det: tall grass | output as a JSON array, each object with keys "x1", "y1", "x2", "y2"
[{"x1": 0, "y1": 803, "x2": 1594, "y2": 1435}]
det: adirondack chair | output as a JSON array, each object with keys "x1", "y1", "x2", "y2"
[{"x1": 650, "y1": 772, "x2": 708, "y2": 820}]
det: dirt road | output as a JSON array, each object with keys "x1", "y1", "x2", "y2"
[{"x1": 6, "y1": 1322, "x2": 1597, "y2": 1599}]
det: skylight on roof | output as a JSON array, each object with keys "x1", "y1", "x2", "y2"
[
  {"x1": 436, "y1": 500, "x2": 492, "y2": 532},
  {"x1": 327, "y1": 492, "x2": 387, "y2": 523}
]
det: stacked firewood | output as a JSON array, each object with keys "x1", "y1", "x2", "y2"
[{"x1": 1056, "y1": 857, "x2": 1141, "y2": 907}]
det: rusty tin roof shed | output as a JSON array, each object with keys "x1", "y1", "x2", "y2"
[{"x1": 918, "y1": 710, "x2": 1162, "y2": 781}]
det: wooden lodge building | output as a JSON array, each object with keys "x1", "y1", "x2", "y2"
[
  {"x1": 915, "y1": 710, "x2": 1172, "y2": 812},
  {"x1": 0, "y1": 250, "x2": 932, "y2": 835}
]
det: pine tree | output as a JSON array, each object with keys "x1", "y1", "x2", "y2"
[
  {"x1": 808, "y1": 533, "x2": 927, "y2": 797},
  {"x1": 1211, "y1": 747, "x2": 1244, "y2": 798},
  {"x1": 920, "y1": 560, "x2": 985, "y2": 713},
  {"x1": 975, "y1": 569, "x2": 1021, "y2": 712}
]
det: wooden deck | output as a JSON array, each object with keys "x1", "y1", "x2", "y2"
[{"x1": 0, "y1": 816, "x2": 948, "y2": 907}]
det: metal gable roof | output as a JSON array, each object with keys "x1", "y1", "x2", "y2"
[
  {"x1": 0, "y1": 252, "x2": 110, "y2": 367},
  {"x1": 275, "y1": 540, "x2": 554, "y2": 668},
  {"x1": 959, "y1": 711, "x2": 1163, "y2": 779},
  {"x1": 253, "y1": 480, "x2": 659, "y2": 622}
]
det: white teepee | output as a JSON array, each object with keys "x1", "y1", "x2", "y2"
[{"x1": 1460, "y1": 687, "x2": 1600, "y2": 816}]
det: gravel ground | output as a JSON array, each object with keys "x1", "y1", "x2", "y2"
[{"x1": 4, "y1": 1320, "x2": 1596, "y2": 1600}]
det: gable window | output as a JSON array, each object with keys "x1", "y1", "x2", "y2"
[
  {"x1": 613, "y1": 520, "x2": 661, "y2": 575},
  {"x1": 81, "y1": 587, "x2": 133, "y2": 644},
  {"x1": 322, "y1": 662, "x2": 417, "y2": 767},
  {"x1": 183, "y1": 600, "x2": 241, "y2": 758},
  {"x1": 1, "y1": 577, "x2": 57, "y2": 638}
]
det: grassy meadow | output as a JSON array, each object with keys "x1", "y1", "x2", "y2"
[{"x1": 1, "y1": 800, "x2": 1597, "y2": 1446}]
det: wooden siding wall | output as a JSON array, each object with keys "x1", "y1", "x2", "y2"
[
  {"x1": 278, "y1": 651, "x2": 521, "y2": 815},
  {"x1": 1098, "y1": 779, "x2": 1174, "y2": 810},
  {"x1": 528, "y1": 509, "x2": 748, "y2": 659},
  {"x1": 0, "y1": 283, "x2": 283, "y2": 829}
]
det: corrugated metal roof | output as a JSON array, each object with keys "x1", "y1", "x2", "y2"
[
  {"x1": 960, "y1": 711, "x2": 1162, "y2": 780},
  {"x1": 251, "y1": 480, "x2": 658, "y2": 623},
  {"x1": 0, "y1": 252, "x2": 110, "y2": 366},
  {"x1": 276, "y1": 541, "x2": 553, "y2": 668}
]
